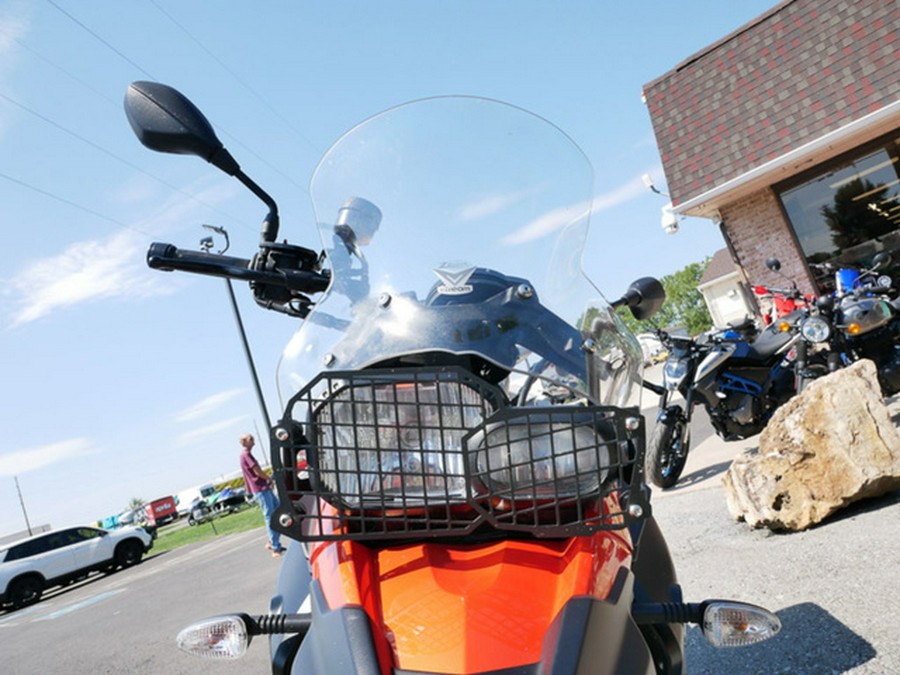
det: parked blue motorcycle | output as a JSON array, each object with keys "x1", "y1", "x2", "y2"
[{"x1": 644, "y1": 319, "x2": 798, "y2": 488}]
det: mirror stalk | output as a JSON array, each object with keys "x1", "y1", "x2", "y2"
[{"x1": 234, "y1": 169, "x2": 280, "y2": 243}]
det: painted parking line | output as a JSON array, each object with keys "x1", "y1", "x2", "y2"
[
  {"x1": 0, "y1": 604, "x2": 43, "y2": 626},
  {"x1": 32, "y1": 588, "x2": 126, "y2": 622}
]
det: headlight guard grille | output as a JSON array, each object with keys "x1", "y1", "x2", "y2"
[{"x1": 270, "y1": 367, "x2": 648, "y2": 542}]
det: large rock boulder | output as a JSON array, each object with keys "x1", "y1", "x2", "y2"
[{"x1": 723, "y1": 359, "x2": 900, "y2": 531}]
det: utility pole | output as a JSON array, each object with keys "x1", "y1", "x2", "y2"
[
  {"x1": 14, "y1": 476, "x2": 33, "y2": 536},
  {"x1": 201, "y1": 225, "x2": 272, "y2": 429}
]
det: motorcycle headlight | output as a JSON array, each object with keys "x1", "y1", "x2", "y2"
[
  {"x1": 800, "y1": 316, "x2": 831, "y2": 343},
  {"x1": 663, "y1": 358, "x2": 688, "y2": 388},
  {"x1": 279, "y1": 368, "x2": 644, "y2": 541},
  {"x1": 313, "y1": 377, "x2": 494, "y2": 509},
  {"x1": 470, "y1": 413, "x2": 612, "y2": 500}
]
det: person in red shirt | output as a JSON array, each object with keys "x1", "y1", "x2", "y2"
[{"x1": 239, "y1": 433, "x2": 284, "y2": 556}]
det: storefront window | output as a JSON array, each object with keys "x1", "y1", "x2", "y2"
[{"x1": 777, "y1": 132, "x2": 900, "y2": 292}]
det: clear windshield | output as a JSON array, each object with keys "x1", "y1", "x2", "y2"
[{"x1": 277, "y1": 97, "x2": 641, "y2": 409}]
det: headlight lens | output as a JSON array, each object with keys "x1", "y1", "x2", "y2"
[
  {"x1": 471, "y1": 415, "x2": 611, "y2": 499},
  {"x1": 281, "y1": 368, "x2": 643, "y2": 541},
  {"x1": 663, "y1": 357, "x2": 688, "y2": 388},
  {"x1": 315, "y1": 379, "x2": 491, "y2": 507},
  {"x1": 800, "y1": 316, "x2": 831, "y2": 343}
]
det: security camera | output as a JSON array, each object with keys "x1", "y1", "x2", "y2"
[{"x1": 661, "y1": 203, "x2": 679, "y2": 235}]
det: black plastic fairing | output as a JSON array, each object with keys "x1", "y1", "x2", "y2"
[
  {"x1": 631, "y1": 515, "x2": 679, "y2": 603},
  {"x1": 269, "y1": 544, "x2": 312, "y2": 669},
  {"x1": 630, "y1": 516, "x2": 686, "y2": 674},
  {"x1": 537, "y1": 570, "x2": 656, "y2": 675},
  {"x1": 284, "y1": 580, "x2": 381, "y2": 675}
]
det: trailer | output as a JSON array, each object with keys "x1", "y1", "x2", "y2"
[
  {"x1": 144, "y1": 496, "x2": 178, "y2": 526},
  {"x1": 174, "y1": 483, "x2": 217, "y2": 518}
]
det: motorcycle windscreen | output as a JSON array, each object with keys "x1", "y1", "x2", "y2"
[{"x1": 277, "y1": 96, "x2": 642, "y2": 410}]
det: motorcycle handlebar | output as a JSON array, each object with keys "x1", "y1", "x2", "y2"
[
  {"x1": 754, "y1": 285, "x2": 801, "y2": 298},
  {"x1": 146, "y1": 242, "x2": 330, "y2": 295}
]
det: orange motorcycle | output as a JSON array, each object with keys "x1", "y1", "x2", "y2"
[{"x1": 125, "y1": 82, "x2": 780, "y2": 674}]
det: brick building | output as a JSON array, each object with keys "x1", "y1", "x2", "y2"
[{"x1": 643, "y1": 0, "x2": 900, "y2": 299}]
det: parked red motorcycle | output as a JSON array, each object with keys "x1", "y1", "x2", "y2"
[{"x1": 124, "y1": 81, "x2": 780, "y2": 674}]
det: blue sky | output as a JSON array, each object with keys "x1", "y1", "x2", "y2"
[{"x1": 0, "y1": 0, "x2": 776, "y2": 537}]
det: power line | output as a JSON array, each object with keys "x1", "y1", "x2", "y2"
[
  {"x1": 45, "y1": 0, "x2": 311, "y2": 190},
  {"x1": 148, "y1": 0, "x2": 321, "y2": 158},
  {"x1": 0, "y1": 169, "x2": 153, "y2": 236},
  {"x1": 28, "y1": 0, "x2": 318, "y2": 235},
  {"x1": 0, "y1": 27, "x2": 118, "y2": 107},
  {"x1": 0, "y1": 92, "x2": 254, "y2": 232},
  {"x1": 44, "y1": 0, "x2": 157, "y2": 80}
]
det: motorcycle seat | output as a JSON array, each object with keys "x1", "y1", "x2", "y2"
[{"x1": 725, "y1": 328, "x2": 792, "y2": 363}]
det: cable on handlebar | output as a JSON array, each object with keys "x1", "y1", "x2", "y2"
[{"x1": 147, "y1": 241, "x2": 329, "y2": 318}]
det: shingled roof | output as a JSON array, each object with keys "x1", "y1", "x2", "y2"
[
  {"x1": 643, "y1": 0, "x2": 900, "y2": 208},
  {"x1": 697, "y1": 248, "x2": 738, "y2": 287}
]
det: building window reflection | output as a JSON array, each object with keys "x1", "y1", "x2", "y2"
[{"x1": 777, "y1": 131, "x2": 900, "y2": 292}]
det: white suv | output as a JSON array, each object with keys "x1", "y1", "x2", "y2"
[{"x1": 0, "y1": 525, "x2": 153, "y2": 609}]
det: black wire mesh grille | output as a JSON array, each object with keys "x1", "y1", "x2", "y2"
[{"x1": 270, "y1": 367, "x2": 648, "y2": 542}]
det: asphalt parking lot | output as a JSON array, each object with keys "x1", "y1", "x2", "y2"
[
  {"x1": 4, "y1": 384, "x2": 897, "y2": 673},
  {"x1": 645, "y1": 379, "x2": 900, "y2": 674},
  {"x1": 1, "y1": 528, "x2": 282, "y2": 674}
]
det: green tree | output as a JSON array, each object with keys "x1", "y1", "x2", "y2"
[{"x1": 617, "y1": 259, "x2": 712, "y2": 336}]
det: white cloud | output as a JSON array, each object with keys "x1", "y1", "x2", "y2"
[
  {"x1": 0, "y1": 12, "x2": 27, "y2": 60},
  {"x1": 501, "y1": 199, "x2": 592, "y2": 246},
  {"x1": 0, "y1": 438, "x2": 97, "y2": 477},
  {"x1": 0, "y1": 3, "x2": 31, "y2": 136},
  {"x1": 459, "y1": 187, "x2": 538, "y2": 222},
  {"x1": 174, "y1": 388, "x2": 246, "y2": 423},
  {"x1": 6, "y1": 228, "x2": 176, "y2": 327},
  {"x1": 2, "y1": 173, "x2": 243, "y2": 327},
  {"x1": 175, "y1": 415, "x2": 248, "y2": 447},
  {"x1": 111, "y1": 175, "x2": 161, "y2": 206},
  {"x1": 501, "y1": 171, "x2": 656, "y2": 245},
  {"x1": 115, "y1": 174, "x2": 240, "y2": 221},
  {"x1": 589, "y1": 172, "x2": 652, "y2": 213}
]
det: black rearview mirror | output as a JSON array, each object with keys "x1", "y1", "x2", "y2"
[
  {"x1": 124, "y1": 81, "x2": 240, "y2": 176},
  {"x1": 872, "y1": 252, "x2": 891, "y2": 269},
  {"x1": 611, "y1": 277, "x2": 666, "y2": 321}
]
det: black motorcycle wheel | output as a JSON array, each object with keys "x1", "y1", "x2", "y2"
[
  {"x1": 645, "y1": 416, "x2": 690, "y2": 489},
  {"x1": 796, "y1": 353, "x2": 831, "y2": 394}
]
